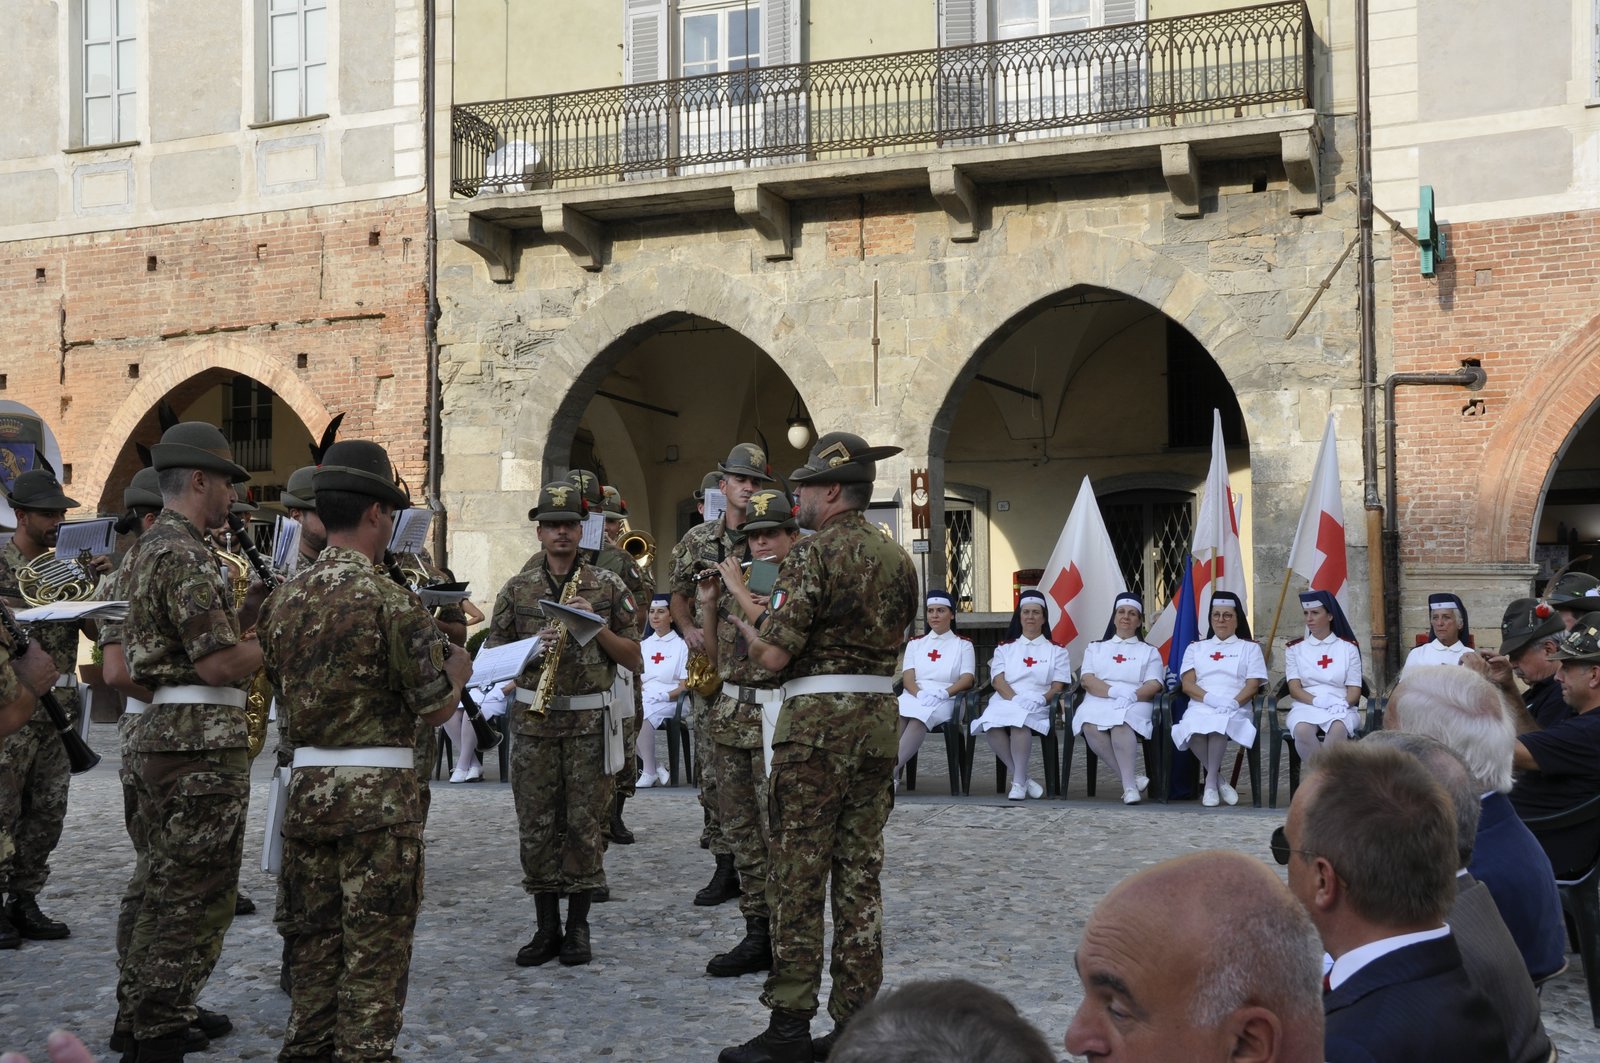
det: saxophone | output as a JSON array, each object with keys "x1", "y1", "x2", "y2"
[{"x1": 528, "y1": 567, "x2": 581, "y2": 717}]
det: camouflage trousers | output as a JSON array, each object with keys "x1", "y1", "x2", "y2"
[
  {"x1": 761, "y1": 743, "x2": 894, "y2": 1023},
  {"x1": 115, "y1": 716, "x2": 150, "y2": 1024},
  {"x1": 0, "y1": 708, "x2": 74, "y2": 896},
  {"x1": 691, "y1": 692, "x2": 727, "y2": 853},
  {"x1": 511, "y1": 731, "x2": 611, "y2": 894},
  {"x1": 712, "y1": 740, "x2": 769, "y2": 920},
  {"x1": 278, "y1": 825, "x2": 423, "y2": 1063},
  {"x1": 120, "y1": 747, "x2": 249, "y2": 1040}
]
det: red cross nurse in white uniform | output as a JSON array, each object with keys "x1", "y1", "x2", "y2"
[
  {"x1": 1172, "y1": 591, "x2": 1266, "y2": 807},
  {"x1": 970, "y1": 588, "x2": 1071, "y2": 800},
  {"x1": 1074, "y1": 591, "x2": 1164, "y2": 804},
  {"x1": 896, "y1": 589, "x2": 976, "y2": 782},
  {"x1": 1282, "y1": 587, "x2": 1362, "y2": 765}
]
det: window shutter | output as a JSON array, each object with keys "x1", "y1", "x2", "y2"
[
  {"x1": 1101, "y1": 0, "x2": 1144, "y2": 25},
  {"x1": 939, "y1": 0, "x2": 989, "y2": 46},
  {"x1": 623, "y1": 0, "x2": 668, "y2": 84},
  {"x1": 622, "y1": 0, "x2": 670, "y2": 177},
  {"x1": 763, "y1": 0, "x2": 801, "y2": 66},
  {"x1": 937, "y1": 0, "x2": 990, "y2": 141},
  {"x1": 761, "y1": 0, "x2": 806, "y2": 161},
  {"x1": 1096, "y1": 0, "x2": 1147, "y2": 131}
]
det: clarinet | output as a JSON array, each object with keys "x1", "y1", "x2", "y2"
[
  {"x1": 0, "y1": 603, "x2": 99, "y2": 774},
  {"x1": 225, "y1": 514, "x2": 280, "y2": 591},
  {"x1": 382, "y1": 552, "x2": 500, "y2": 753}
]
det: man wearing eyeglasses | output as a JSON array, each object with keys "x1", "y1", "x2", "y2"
[{"x1": 1279, "y1": 743, "x2": 1505, "y2": 1063}]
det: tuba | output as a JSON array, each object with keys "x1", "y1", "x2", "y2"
[
  {"x1": 18, "y1": 548, "x2": 99, "y2": 605},
  {"x1": 619, "y1": 528, "x2": 654, "y2": 572},
  {"x1": 685, "y1": 650, "x2": 722, "y2": 698}
]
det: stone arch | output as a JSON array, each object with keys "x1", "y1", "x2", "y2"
[
  {"x1": 510, "y1": 263, "x2": 840, "y2": 477},
  {"x1": 83, "y1": 338, "x2": 333, "y2": 507},
  {"x1": 1474, "y1": 312, "x2": 1600, "y2": 561}
]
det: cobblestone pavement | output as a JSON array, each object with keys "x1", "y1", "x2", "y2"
[{"x1": 3, "y1": 723, "x2": 1598, "y2": 1061}]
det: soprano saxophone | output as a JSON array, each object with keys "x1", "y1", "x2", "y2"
[{"x1": 528, "y1": 567, "x2": 581, "y2": 716}]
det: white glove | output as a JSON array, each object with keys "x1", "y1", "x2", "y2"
[
  {"x1": 1205, "y1": 692, "x2": 1239, "y2": 712},
  {"x1": 1107, "y1": 682, "x2": 1140, "y2": 701},
  {"x1": 918, "y1": 688, "x2": 948, "y2": 706},
  {"x1": 1312, "y1": 693, "x2": 1347, "y2": 712}
]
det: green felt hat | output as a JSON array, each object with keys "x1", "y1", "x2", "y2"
[
  {"x1": 313, "y1": 441, "x2": 410, "y2": 509},
  {"x1": 789, "y1": 432, "x2": 900, "y2": 485},
  {"x1": 150, "y1": 422, "x2": 249, "y2": 484}
]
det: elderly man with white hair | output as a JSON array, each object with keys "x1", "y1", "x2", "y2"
[{"x1": 1385, "y1": 664, "x2": 1565, "y2": 981}]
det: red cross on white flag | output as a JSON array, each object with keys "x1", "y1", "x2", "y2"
[
  {"x1": 1288, "y1": 413, "x2": 1349, "y2": 615},
  {"x1": 1038, "y1": 476, "x2": 1128, "y2": 669}
]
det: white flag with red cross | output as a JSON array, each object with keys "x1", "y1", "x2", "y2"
[
  {"x1": 1288, "y1": 412, "x2": 1349, "y2": 612},
  {"x1": 1040, "y1": 477, "x2": 1128, "y2": 667}
]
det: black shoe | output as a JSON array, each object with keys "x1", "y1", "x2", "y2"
[
  {"x1": 234, "y1": 891, "x2": 256, "y2": 916},
  {"x1": 811, "y1": 1023, "x2": 847, "y2": 1060},
  {"x1": 7, "y1": 893, "x2": 68, "y2": 940},
  {"x1": 193, "y1": 1008, "x2": 232, "y2": 1039},
  {"x1": 515, "y1": 893, "x2": 563, "y2": 967},
  {"x1": 589, "y1": 885, "x2": 611, "y2": 903},
  {"x1": 110, "y1": 1025, "x2": 208, "y2": 1055},
  {"x1": 0, "y1": 905, "x2": 18, "y2": 950},
  {"x1": 129, "y1": 1033, "x2": 194, "y2": 1063},
  {"x1": 719, "y1": 1009, "x2": 814, "y2": 1063},
  {"x1": 609, "y1": 794, "x2": 635, "y2": 845},
  {"x1": 707, "y1": 915, "x2": 772, "y2": 977},
  {"x1": 559, "y1": 892, "x2": 592, "y2": 966},
  {"x1": 694, "y1": 853, "x2": 741, "y2": 907}
]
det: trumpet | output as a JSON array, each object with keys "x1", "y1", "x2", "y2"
[
  {"x1": 17, "y1": 548, "x2": 99, "y2": 606},
  {"x1": 619, "y1": 528, "x2": 654, "y2": 572}
]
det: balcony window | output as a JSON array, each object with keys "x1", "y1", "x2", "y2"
[{"x1": 80, "y1": 0, "x2": 137, "y2": 146}]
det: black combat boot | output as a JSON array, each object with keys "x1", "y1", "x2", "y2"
[
  {"x1": 610, "y1": 793, "x2": 635, "y2": 844},
  {"x1": 7, "y1": 893, "x2": 69, "y2": 939},
  {"x1": 515, "y1": 892, "x2": 564, "y2": 967},
  {"x1": 192, "y1": 1007, "x2": 232, "y2": 1040},
  {"x1": 0, "y1": 902, "x2": 18, "y2": 949},
  {"x1": 234, "y1": 889, "x2": 256, "y2": 915},
  {"x1": 110, "y1": 1024, "x2": 208, "y2": 1055},
  {"x1": 706, "y1": 914, "x2": 772, "y2": 977},
  {"x1": 718, "y1": 1008, "x2": 814, "y2": 1063},
  {"x1": 559, "y1": 891, "x2": 592, "y2": 966},
  {"x1": 694, "y1": 853, "x2": 740, "y2": 906},
  {"x1": 810, "y1": 1020, "x2": 848, "y2": 1060},
  {"x1": 589, "y1": 884, "x2": 611, "y2": 903},
  {"x1": 129, "y1": 1033, "x2": 191, "y2": 1063}
]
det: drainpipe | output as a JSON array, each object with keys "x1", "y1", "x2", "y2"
[
  {"x1": 1381, "y1": 365, "x2": 1489, "y2": 683},
  {"x1": 1354, "y1": 0, "x2": 1385, "y2": 684},
  {"x1": 423, "y1": 0, "x2": 447, "y2": 566}
]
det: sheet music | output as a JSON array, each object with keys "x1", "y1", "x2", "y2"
[
  {"x1": 468, "y1": 637, "x2": 545, "y2": 690},
  {"x1": 387, "y1": 508, "x2": 433, "y2": 555},
  {"x1": 419, "y1": 584, "x2": 471, "y2": 609},
  {"x1": 702, "y1": 488, "x2": 727, "y2": 525},
  {"x1": 54, "y1": 518, "x2": 116, "y2": 559},
  {"x1": 272, "y1": 515, "x2": 303, "y2": 577},
  {"x1": 16, "y1": 601, "x2": 128, "y2": 623},
  {"x1": 539, "y1": 598, "x2": 605, "y2": 646},
  {"x1": 580, "y1": 512, "x2": 605, "y2": 552}
]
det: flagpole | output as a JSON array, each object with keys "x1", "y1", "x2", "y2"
[{"x1": 1261, "y1": 568, "x2": 1296, "y2": 668}]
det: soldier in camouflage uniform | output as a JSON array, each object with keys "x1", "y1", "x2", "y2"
[
  {"x1": 0, "y1": 467, "x2": 111, "y2": 946},
  {"x1": 718, "y1": 433, "x2": 918, "y2": 1063},
  {"x1": 491, "y1": 482, "x2": 640, "y2": 967},
  {"x1": 117, "y1": 422, "x2": 266, "y2": 1063},
  {"x1": 0, "y1": 614, "x2": 58, "y2": 744},
  {"x1": 698, "y1": 488, "x2": 800, "y2": 979},
  {"x1": 670, "y1": 446, "x2": 772, "y2": 907},
  {"x1": 258, "y1": 440, "x2": 472, "y2": 1063}
]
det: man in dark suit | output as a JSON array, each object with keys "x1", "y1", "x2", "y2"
[
  {"x1": 1283, "y1": 742, "x2": 1506, "y2": 1063},
  {"x1": 1363, "y1": 731, "x2": 1552, "y2": 1063},
  {"x1": 1386, "y1": 664, "x2": 1566, "y2": 980}
]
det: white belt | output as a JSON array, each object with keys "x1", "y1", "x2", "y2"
[
  {"x1": 781, "y1": 674, "x2": 896, "y2": 698},
  {"x1": 54, "y1": 675, "x2": 76, "y2": 689},
  {"x1": 292, "y1": 746, "x2": 414, "y2": 770},
  {"x1": 123, "y1": 698, "x2": 148, "y2": 716},
  {"x1": 151, "y1": 685, "x2": 248, "y2": 709},
  {"x1": 513, "y1": 687, "x2": 612, "y2": 711},
  {"x1": 725, "y1": 682, "x2": 784, "y2": 706}
]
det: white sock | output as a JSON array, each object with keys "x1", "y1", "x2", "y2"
[
  {"x1": 638, "y1": 720, "x2": 659, "y2": 776},
  {"x1": 897, "y1": 720, "x2": 929, "y2": 769}
]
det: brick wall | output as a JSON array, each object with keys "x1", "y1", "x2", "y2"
[
  {"x1": 0, "y1": 194, "x2": 432, "y2": 513},
  {"x1": 1392, "y1": 209, "x2": 1600, "y2": 566}
]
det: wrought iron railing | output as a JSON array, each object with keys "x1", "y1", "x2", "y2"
[{"x1": 452, "y1": 1, "x2": 1311, "y2": 196}]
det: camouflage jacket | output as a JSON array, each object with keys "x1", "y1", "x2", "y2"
[
  {"x1": 705, "y1": 586, "x2": 781, "y2": 746},
  {"x1": 258, "y1": 546, "x2": 455, "y2": 841},
  {"x1": 123, "y1": 510, "x2": 249, "y2": 753},
  {"x1": 759, "y1": 510, "x2": 918, "y2": 759},
  {"x1": 669, "y1": 517, "x2": 747, "y2": 627},
  {"x1": 0, "y1": 539, "x2": 88, "y2": 722},
  {"x1": 0, "y1": 613, "x2": 20, "y2": 718},
  {"x1": 487, "y1": 553, "x2": 636, "y2": 738}
]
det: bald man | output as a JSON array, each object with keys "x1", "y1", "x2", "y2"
[{"x1": 1065, "y1": 851, "x2": 1325, "y2": 1063}]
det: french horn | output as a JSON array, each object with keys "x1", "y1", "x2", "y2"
[{"x1": 17, "y1": 549, "x2": 99, "y2": 605}]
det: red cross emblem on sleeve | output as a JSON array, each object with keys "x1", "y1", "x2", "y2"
[
  {"x1": 1022, "y1": 656, "x2": 1037, "y2": 667},
  {"x1": 1112, "y1": 654, "x2": 1127, "y2": 664},
  {"x1": 927, "y1": 649, "x2": 941, "y2": 661},
  {"x1": 1317, "y1": 655, "x2": 1333, "y2": 669},
  {"x1": 651, "y1": 652, "x2": 665, "y2": 664},
  {"x1": 1210, "y1": 651, "x2": 1226, "y2": 661}
]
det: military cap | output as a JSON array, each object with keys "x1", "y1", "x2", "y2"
[
  {"x1": 313, "y1": 440, "x2": 410, "y2": 509},
  {"x1": 742, "y1": 488, "x2": 797, "y2": 533},
  {"x1": 122, "y1": 467, "x2": 162, "y2": 510},
  {"x1": 280, "y1": 465, "x2": 318, "y2": 511},
  {"x1": 567, "y1": 468, "x2": 604, "y2": 506},
  {"x1": 695, "y1": 471, "x2": 721, "y2": 501},
  {"x1": 529, "y1": 481, "x2": 587, "y2": 523},
  {"x1": 1549, "y1": 572, "x2": 1600, "y2": 612},
  {"x1": 8, "y1": 468, "x2": 79, "y2": 511},
  {"x1": 1499, "y1": 597, "x2": 1566, "y2": 657},
  {"x1": 789, "y1": 431, "x2": 902, "y2": 485},
  {"x1": 150, "y1": 422, "x2": 250, "y2": 483},
  {"x1": 1549, "y1": 611, "x2": 1600, "y2": 662},
  {"x1": 230, "y1": 485, "x2": 259, "y2": 515},
  {"x1": 717, "y1": 443, "x2": 775, "y2": 483},
  {"x1": 601, "y1": 486, "x2": 627, "y2": 520}
]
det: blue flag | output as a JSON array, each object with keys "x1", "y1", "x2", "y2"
[{"x1": 1165, "y1": 556, "x2": 1201, "y2": 800}]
